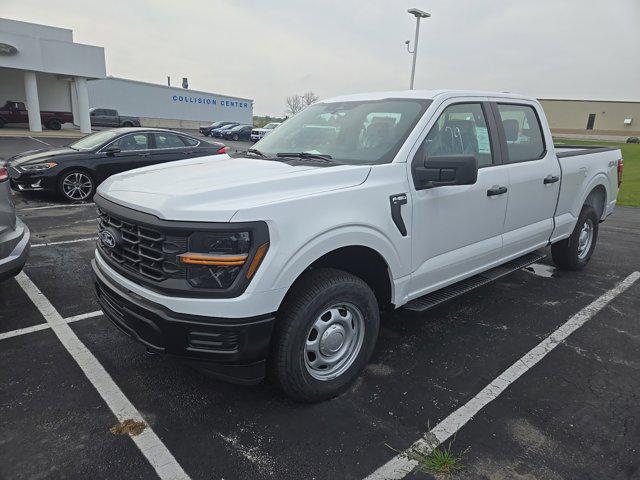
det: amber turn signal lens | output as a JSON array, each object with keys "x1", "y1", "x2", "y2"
[
  {"x1": 178, "y1": 253, "x2": 248, "y2": 266},
  {"x1": 246, "y1": 243, "x2": 269, "y2": 279}
]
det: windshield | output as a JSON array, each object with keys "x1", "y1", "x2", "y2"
[
  {"x1": 264, "y1": 123, "x2": 280, "y2": 129},
  {"x1": 219, "y1": 124, "x2": 236, "y2": 130},
  {"x1": 254, "y1": 98, "x2": 431, "y2": 165},
  {"x1": 69, "y1": 130, "x2": 122, "y2": 151}
]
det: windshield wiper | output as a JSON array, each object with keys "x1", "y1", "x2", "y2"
[
  {"x1": 246, "y1": 148, "x2": 266, "y2": 157},
  {"x1": 276, "y1": 152, "x2": 333, "y2": 161}
]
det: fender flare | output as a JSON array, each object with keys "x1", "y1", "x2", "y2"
[
  {"x1": 577, "y1": 173, "x2": 609, "y2": 220},
  {"x1": 268, "y1": 225, "x2": 404, "y2": 302}
]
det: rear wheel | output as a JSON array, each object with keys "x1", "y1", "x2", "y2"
[
  {"x1": 58, "y1": 170, "x2": 96, "y2": 202},
  {"x1": 0, "y1": 118, "x2": 5, "y2": 128},
  {"x1": 552, "y1": 205, "x2": 599, "y2": 270},
  {"x1": 269, "y1": 268, "x2": 379, "y2": 403},
  {"x1": 233, "y1": 134, "x2": 239, "y2": 141},
  {"x1": 46, "y1": 119, "x2": 62, "y2": 130},
  {"x1": 121, "y1": 121, "x2": 133, "y2": 128}
]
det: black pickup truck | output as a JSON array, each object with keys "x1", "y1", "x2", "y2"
[{"x1": 89, "y1": 108, "x2": 141, "y2": 128}]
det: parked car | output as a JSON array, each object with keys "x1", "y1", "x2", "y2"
[
  {"x1": 91, "y1": 90, "x2": 623, "y2": 402},
  {"x1": 210, "y1": 123, "x2": 239, "y2": 138},
  {"x1": 8, "y1": 128, "x2": 227, "y2": 202},
  {"x1": 89, "y1": 108, "x2": 140, "y2": 128},
  {"x1": 221, "y1": 124, "x2": 253, "y2": 141},
  {"x1": 200, "y1": 121, "x2": 237, "y2": 137},
  {"x1": 251, "y1": 122, "x2": 282, "y2": 142},
  {"x1": 0, "y1": 162, "x2": 30, "y2": 282},
  {"x1": 0, "y1": 101, "x2": 73, "y2": 131}
]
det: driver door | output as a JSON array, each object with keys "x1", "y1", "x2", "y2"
[{"x1": 408, "y1": 100, "x2": 509, "y2": 298}]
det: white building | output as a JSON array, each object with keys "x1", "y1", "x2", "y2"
[
  {"x1": 88, "y1": 77, "x2": 253, "y2": 128},
  {"x1": 0, "y1": 18, "x2": 105, "y2": 133},
  {"x1": 0, "y1": 18, "x2": 254, "y2": 133}
]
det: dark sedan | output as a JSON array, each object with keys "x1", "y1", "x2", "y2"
[
  {"x1": 8, "y1": 128, "x2": 227, "y2": 202},
  {"x1": 220, "y1": 124, "x2": 253, "y2": 141},
  {"x1": 210, "y1": 123, "x2": 239, "y2": 138},
  {"x1": 199, "y1": 121, "x2": 236, "y2": 136}
]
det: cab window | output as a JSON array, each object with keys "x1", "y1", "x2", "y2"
[
  {"x1": 496, "y1": 104, "x2": 545, "y2": 162},
  {"x1": 422, "y1": 103, "x2": 493, "y2": 167}
]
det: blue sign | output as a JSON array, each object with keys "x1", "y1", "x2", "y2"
[{"x1": 171, "y1": 94, "x2": 250, "y2": 109}]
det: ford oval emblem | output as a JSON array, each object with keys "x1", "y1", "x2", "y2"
[
  {"x1": 0, "y1": 43, "x2": 18, "y2": 56},
  {"x1": 100, "y1": 230, "x2": 117, "y2": 248}
]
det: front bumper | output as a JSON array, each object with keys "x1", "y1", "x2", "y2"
[
  {"x1": 0, "y1": 219, "x2": 30, "y2": 281},
  {"x1": 9, "y1": 168, "x2": 57, "y2": 193},
  {"x1": 92, "y1": 258, "x2": 276, "y2": 385}
]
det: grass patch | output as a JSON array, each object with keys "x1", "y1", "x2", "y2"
[
  {"x1": 409, "y1": 442, "x2": 468, "y2": 477},
  {"x1": 553, "y1": 138, "x2": 640, "y2": 207}
]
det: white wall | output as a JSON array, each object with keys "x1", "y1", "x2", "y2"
[
  {"x1": 87, "y1": 77, "x2": 253, "y2": 124},
  {"x1": 0, "y1": 18, "x2": 105, "y2": 78},
  {"x1": 0, "y1": 68, "x2": 71, "y2": 111}
]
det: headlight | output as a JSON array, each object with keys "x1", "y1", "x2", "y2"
[
  {"x1": 178, "y1": 231, "x2": 268, "y2": 289},
  {"x1": 21, "y1": 162, "x2": 57, "y2": 171}
]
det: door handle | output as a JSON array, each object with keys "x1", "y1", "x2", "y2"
[
  {"x1": 138, "y1": 152, "x2": 151, "y2": 157},
  {"x1": 487, "y1": 186, "x2": 508, "y2": 196},
  {"x1": 543, "y1": 175, "x2": 559, "y2": 184}
]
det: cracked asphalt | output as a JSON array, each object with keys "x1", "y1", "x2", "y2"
[{"x1": 1, "y1": 135, "x2": 640, "y2": 479}]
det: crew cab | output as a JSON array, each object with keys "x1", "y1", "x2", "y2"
[
  {"x1": 0, "y1": 101, "x2": 73, "y2": 130},
  {"x1": 91, "y1": 90, "x2": 623, "y2": 402},
  {"x1": 89, "y1": 108, "x2": 141, "y2": 128}
]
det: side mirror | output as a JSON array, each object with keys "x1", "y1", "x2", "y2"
[
  {"x1": 104, "y1": 146, "x2": 121, "y2": 155},
  {"x1": 414, "y1": 154, "x2": 478, "y2": 189}
]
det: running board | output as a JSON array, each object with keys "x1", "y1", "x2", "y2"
[{"x1": 402, "y1": 251, "x2": 546, "y2": 313}]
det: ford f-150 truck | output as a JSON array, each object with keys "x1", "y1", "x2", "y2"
[
  {"x1": 0, "y1": 101, "x2": 73, "y2": 130},
  {"x1": 91, "y1": 90, "x2": 623, "y2": 402},
  {"x1": 89, "y1": 108, "x2": 141, "y2": 128}
]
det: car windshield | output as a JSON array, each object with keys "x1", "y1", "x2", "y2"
[
  {"x1": 219, "y1": 124, "x2": 236, "y2": 130},
  {"x1": 255, "y1": 98, "x2": 431, "y2": 165},
  {"x1": 264, "y1": 123, "x2": 280, "y2": 129},
  {"x1": 69, "y1": 130, "x2": 123, "y2": 151},
  {"x1": 229, "y1": 125, "x2": 246, "y2": 131}
]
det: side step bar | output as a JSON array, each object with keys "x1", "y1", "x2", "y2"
[{"x1": 402, "y1": 251, "x2": 546, "y2": 313}]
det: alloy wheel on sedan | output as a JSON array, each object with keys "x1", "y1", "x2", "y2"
[{"x1": 60, "y1": 171, "x2": 95, "y2": 201}]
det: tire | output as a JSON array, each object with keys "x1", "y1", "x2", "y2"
[
  {"x1": 121, "y1": 121, "x2": 133, "y2": 128},
  {"x1": 552, "y1": 205, "x2": 599, "y2": 270},
  {"x1": 0, "y1": 118, "x2": 4, "y2": 128},
  {"x1": 233, "y1": 134, "x2": 239, "y2": 141},
  {"x1": 58, "y1": 169, "x2": 96, "y2": 202},
  {"x1": 269, "y1": 268, "x2": 380, "y2": 403},
  {"x1": 46, "y1": 119, "x2": 62, "y2": 130}
]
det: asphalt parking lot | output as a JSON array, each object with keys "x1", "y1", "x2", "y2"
[{"x1": 2, "y1": 135, "x2": 640, "y2": 479}]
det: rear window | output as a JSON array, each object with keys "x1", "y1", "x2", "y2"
[{"x1": 496, "y1": 104, "x2": 545, "y2": 162}]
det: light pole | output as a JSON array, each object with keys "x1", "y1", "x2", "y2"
[{"x1": 406, "y1": 8, "x2": 430, "y2": 90}]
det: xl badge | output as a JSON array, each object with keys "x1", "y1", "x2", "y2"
[{"x1": 100, "y1": 229, "x2": 117, "y2": 248}]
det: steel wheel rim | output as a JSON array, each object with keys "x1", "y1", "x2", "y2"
[
  {"x1": 304, "y1": 302, "x2": 365, "y2": 381},
  {"x1": 577, "y1": 218, "x2": 594, "y2": 260},
  {"x1": 62, "y1": 172, "x2": 93, "y2": 200}
]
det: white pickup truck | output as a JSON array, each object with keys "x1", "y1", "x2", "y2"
[{"x1": 92, "y1": 90, "x2": 623, "y2": 402}]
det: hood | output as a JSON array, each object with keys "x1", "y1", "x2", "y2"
[
  {"x1": 97, "y1": 155, "x2": 371, "y2": 222},
  {"x1": 8, "y1": 147, "x2": 78, "y2": 166}
]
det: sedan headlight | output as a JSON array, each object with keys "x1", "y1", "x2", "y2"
[
  {"x1": 21, "y1": 162, "x2": 57, "y2": 171},
  {"x1": 178, "y1": 231, "x2": 268, "y2": 289}
]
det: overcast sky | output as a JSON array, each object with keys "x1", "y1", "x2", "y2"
[{"x1": 2, "y1": 0, "x2": 639, "y2": 115}]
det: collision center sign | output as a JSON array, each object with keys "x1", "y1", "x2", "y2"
[{"x1": 171, "y1": 94, "x2": 250, "y2": 109}]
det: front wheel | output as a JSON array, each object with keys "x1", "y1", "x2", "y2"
[
  {"x1": 552, "y1": 205, "x2": 599, "y2": 270},
  {"x1": 58, "y1": 170, "x2": 96, "y2": 202},
  {"x1": 46, "y1": 119, "x2": 62, "y2": 130},
  {"x1": 269, "y1": 268, "x2": 380, "y2": 403},
  {"x1": 232, "y1": 134, "x2": 239, "y2": 141}
]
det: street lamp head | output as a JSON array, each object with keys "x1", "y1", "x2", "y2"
[{"x1": 407, "y1": 8, "x2": 430, "y2": 18}]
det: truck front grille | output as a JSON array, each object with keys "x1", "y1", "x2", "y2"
[{"x1": 97, "y1": 208, "x2": 188, "y2": 282}]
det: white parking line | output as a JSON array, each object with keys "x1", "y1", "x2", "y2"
[
  {"x1": 65, "y1": 310, "x2": 103, "y2": 323},
  {"x1": 32, "y1": 237, "x2": 95, "y2": 247},
  {"x1": 0, "y1": 310, "x2": 102, "y2": 342},
  {"x1": 28, "y1": 136, "x2": 53, "y2": 146},
  {"x1": 15, "y1": 272, "x2": 190, "y2": 480},
  {"x1": 19, "y1": 202, "x2": 94, "y2": 212},
  {"x1": 364, "y1": 271, "x2": 640, "y2": 480}
]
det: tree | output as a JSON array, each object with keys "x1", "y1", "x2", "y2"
[
  {"x1": 301, "y1": 91, "x2": 319, "y2": 107},
  {"x1": 286, "y1": 95, "x2": 303, "y2": 115}
]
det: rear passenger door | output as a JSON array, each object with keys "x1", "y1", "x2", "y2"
[
  {"x1": 147, "y1": 132, "x2": 192, "y2": 167},
  {"x1": 490, "y1": 101, "x2": 561, "y2": 258}
]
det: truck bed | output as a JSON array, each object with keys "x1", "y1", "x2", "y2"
[{"x1": 554, "y1": 144, "x2": 618, "y2": 158}]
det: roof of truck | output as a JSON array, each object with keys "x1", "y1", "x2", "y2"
[{"x1": 322, "y1": 90, "x2": 534, "y2": 103}]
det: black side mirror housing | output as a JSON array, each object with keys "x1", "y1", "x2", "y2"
[
  {"x1": 104, "y1": 146, "x2": 121, "y2": 155},
  {"x1": 414, "y1": 154, "x2": 478, "y2": 189}
]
